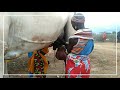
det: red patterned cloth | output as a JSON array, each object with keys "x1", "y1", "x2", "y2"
[
  {"x1": 65, "y1": 29, "x2": 93, "y2": 78},
  {"x1": 65, "y1": 54, "x2": 90, "y2": 78}
]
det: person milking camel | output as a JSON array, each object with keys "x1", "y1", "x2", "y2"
[{"x1": 65, "y1": 13, "x2": 94, "y2": 78}]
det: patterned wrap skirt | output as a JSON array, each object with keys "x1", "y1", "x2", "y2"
[{"x1": 65, "y1": 53, "x2": 90, "y2": 78}]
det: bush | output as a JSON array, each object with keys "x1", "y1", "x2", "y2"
[
  {"x1": 117, "y1": 31, "x2": 120, "y2": 42},
  {"x1": 93, "y1": 32, "x2": 116, "y2": 42}
]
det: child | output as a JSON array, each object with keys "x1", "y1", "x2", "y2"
[{"x1": 28, "y1": 47, "x2": 49, "y2": 78}]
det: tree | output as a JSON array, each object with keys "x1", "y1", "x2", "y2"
[
  {"x1": 117, "y1": 31, "x2": 120, "y2": 42},
  {"x1": 112, "y1": 31, "x2": 116, "y2": 34}
]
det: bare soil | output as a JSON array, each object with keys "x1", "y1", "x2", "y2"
[{"x1": 4, "y1": 42, "x2": 120, "y2": 78}]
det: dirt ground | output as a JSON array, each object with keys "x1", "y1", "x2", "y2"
[{"x1": 3, "y1": 42, "x2": 120, "y2": 78}]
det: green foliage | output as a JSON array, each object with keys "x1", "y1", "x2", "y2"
[
  {"x1": 93, "y1": 32, "x2": 116, "y2": 42},
  {"x1": 117, "y1": 31, "x2": 120, "y2": 42},
  {"x1": 93, "y1": 33, "x2": 103, "y2": 42}
]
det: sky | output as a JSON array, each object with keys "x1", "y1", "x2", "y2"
[{"x1": 76, "y1": 12, "x2": 120, "y2": 33}]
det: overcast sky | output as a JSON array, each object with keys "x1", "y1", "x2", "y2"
[
  {"x1": 75, "y1": 12, "x2": 120, "y2": 33},
  {"x1": 80, "y1": 12, "x2": 120, "y2": 28}
]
